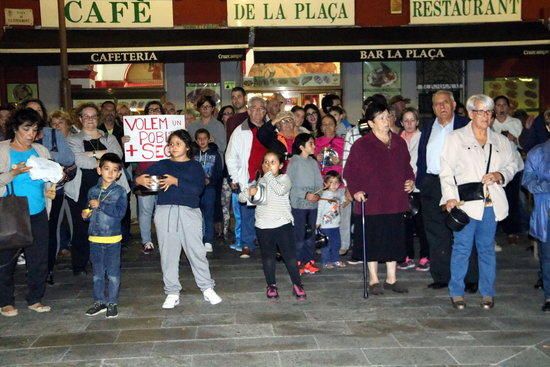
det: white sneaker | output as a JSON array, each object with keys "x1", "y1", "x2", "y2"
[
  {"x1": 494, "y1": 241, "x2": 502, "y2": 253},
  {"x1": 203, "y1": 288, "x2": 222, "y2": 305},
  {"x1": 204, "y1": 243, "x2": 213, "y2": 253},
  {"x1": 17, "y1": 253, "x2": 26, "y2": 266},
  {"x1": 162, "y1": 294, "x2": 180, "y2": 309}
]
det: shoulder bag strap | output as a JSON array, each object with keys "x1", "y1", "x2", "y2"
[
  {"x1": 485, "y1": 144, "x2": 492, "y2": 174},
  {"x1": 51, "y1": 129, "x2": 58, "y2": 152}
]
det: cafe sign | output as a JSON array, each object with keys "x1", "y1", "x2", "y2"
[
  {"x1": 40, "y1": 0, "x2": 173, "y2": 28},
  {"x1": 410, "y1": 0, "x2": 521, "y2": 24},
  {"x1": 228, "y1": 0, "x2": 354, "y2": 27}
]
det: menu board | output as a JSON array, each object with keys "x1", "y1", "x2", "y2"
[
  {"x1": 244, "y1": 63, "x2": 340, "y2": 89},
  {"x1": 484, "y1": 77, "x2": 539, "y2": 112}
]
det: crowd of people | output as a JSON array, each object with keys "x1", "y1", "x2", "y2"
[{"x1": 0, "y1": 87, "x2": 548, "y2": 319}]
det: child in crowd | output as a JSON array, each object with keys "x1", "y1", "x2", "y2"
[
  {"x1": 195, "y1": 128, "x2": 223, "y2": 253},
  {"x1": 287, "y1": 133, "x2": 323, "y2": 275},
  {"x1": 83, "y1": 153, "x2": 127, "y2": 319},
  {"x1": 317, "y1": 171, "x2": 347, "y2": 269},
  {"x1": 246, "y1": 151, "x2": 306, "y2": 300},
  {"x1": 328, "y1": 106, "x2": 352, "y2": 138},
  {"x1": 135, "y1": 130, "x2": 221, "y2": 309}
]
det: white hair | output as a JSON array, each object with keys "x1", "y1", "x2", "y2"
[
  {"x1": 248, "y1": 96, "x2": 266, "y2": 108},
  {"x1": 432, "y1": 90, "x2": 455, "y2": 104},
  {"x1": 466, "y1": 94, "x2": 494, "y2": 112}
]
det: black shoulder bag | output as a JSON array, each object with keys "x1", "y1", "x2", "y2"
[
  {"x1": 0, "y1": 182, "x2": 33, "y2": 251},
  {"x1": 456, "y1": 144, "x2": 492, "y2": 202}
]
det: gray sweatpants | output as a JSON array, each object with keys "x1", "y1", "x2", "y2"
[
  {"x1": 339, "y1": 203, "x2": 352, "y2": 251},
  {"x1": 154, "y1": 205, "x2": 215, "y2": 295}
]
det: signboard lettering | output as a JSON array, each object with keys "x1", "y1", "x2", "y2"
[
  {"x1": 228, "y1": 0, "x2": 354, "y2": 27},
  {"x1": 5, "y1": 8, "x2": 34, "y2": 26},
  {"x1": 410, "y1": 0, "x2": 521, "y2": 24},
  {"x1": 360, "y1": 48, "x2": 446, "y2": 60},
  {"x1": 90, "y1": 52, "x2": 158, "y2": 63},
  {"x1": 123, "y1": 115, "x2": 185, "y2": 162},
  {"x1": 40, "y1": 0, "x2": 173, "y2": 28}
]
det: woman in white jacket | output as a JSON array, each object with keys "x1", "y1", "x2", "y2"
[{"x1": 440, "y1": 94, "x2": 520, "y2": 310}]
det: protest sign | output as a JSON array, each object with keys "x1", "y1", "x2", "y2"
[{"x1": 123, "y1": 115, "x2": 185, "y2": 162}]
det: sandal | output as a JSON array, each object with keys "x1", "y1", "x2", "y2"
[
  {"x1": 368, "y1": 283, "x2": 384, "y2": 295},
  {"x1": 451, "y1": 296, "x2": 466, "y2": 310},
  {"x1": 384, "y1": 281, "x2": 409, "y2": 293},
  {"x1": 0, "y1": 305, "x2": 18, "y2": 317},
  {"x1": 28, "y1": 303, "x2": 51, "y2": 313}
]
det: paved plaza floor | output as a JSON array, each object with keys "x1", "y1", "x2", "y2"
[{"x1": 1, "y1": 233, "x2": 549, "y2": 366}]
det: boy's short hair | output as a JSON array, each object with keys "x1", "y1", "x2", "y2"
[
  {"x1": 99, "y1": 152, "x2": 123, "y2": 169},
  {"x1": 324, "y1": 170, "x2": 341, "y2": 183},
  {"x1": 195, "y1": 128, "x2": 210, "y2": 140},
  {"x1": 328, "y1": 106, "x2": 344, "y2": 115}
]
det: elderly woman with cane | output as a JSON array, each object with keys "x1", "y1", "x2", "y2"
[
  {"x1": 343, "y1": 102, "x2": 415, "y2": 295},
  {"x1": 440, "y1": 94, "x2": 520, "y2": 310}
]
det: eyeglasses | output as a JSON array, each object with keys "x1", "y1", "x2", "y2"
[
  {"x1": 148, "y1": 107, "x2": 161, "y2": 113},
  {"x1": 306, "y1": 112, "x2": 316, "y2": 117},
  {"x1": 81, "y1": 115, "x2": 98, "y2": 120},
  {"x1": 200, "y1": 105, "x2": 213, "y2": 110},
  {"x1": 250, "y1": 107, "x2": 266, "y2": 113},
  {"x1": 472, "y1": 109, "x2": 493, "y2": 116}
]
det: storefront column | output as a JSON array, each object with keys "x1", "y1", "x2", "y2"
[
  {"x1": 466, "y1": 60, "x2": 484, "y2": 98},
  {"x1": 341, "y1": 62, "x2": 363, "y2": 124},
  {"x1": 38, "y1": 66, "x2": 61, "y2": 111},
  {"x1": 221, "y1": 61, "x2": 241, "y2": 106},
  {"x1": 165, "y1": 63, "x2": 185, "y2": 110},
  {"x1": 401, "y1": 61, "x2": 417, "y2": 107}
]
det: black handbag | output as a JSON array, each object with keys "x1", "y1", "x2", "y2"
[
  {"x1": 456, "y1": 144, "x2": 492, "y2": 202},
  {"x1": 0, "y1": 183, "x2": 33, "y2": 250},
  {"x1": 314, "y1": 228, "x2": 329, "y2": 249}
]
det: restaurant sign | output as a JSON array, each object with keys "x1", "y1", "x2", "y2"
[
  {"x1": 410, "y1": 0, "x2": 521, "y2": 24},
  {"x1": 228, "y1": 0, "x2": 354, "y2": 27},
  {"x1": 39, "y1": 0, "x2": 173, "y2": 28}
]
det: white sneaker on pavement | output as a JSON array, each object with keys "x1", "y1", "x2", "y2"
[
  {"x1": 204, "y1": 243, "x2": 213, "y2": 253},
  {"x1": 203, "y1": 288, "x2": 222, "y2": 305},
  {"x1": 494, "y1": 241, "x2": 502, "y2": 253},
  {"x1": 162, "y1": 294, "x2": 180, "y2": 309}
]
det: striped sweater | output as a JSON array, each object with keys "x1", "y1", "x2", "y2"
[{"x1": 247, "y1": 172, "x2": 294, "y2": 229}]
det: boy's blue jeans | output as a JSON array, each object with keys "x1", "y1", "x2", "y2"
[
  {"x1": 200, "y1": 186, "x2": 216, "y2": 243},
  {"x1": 320, "y1": 227, "x2": 341, "y2": 265},
  {"x1": 449, "y1": 207, "x2": 496, "y2": 298},
  {"x1": 90, "y1": 242, "x2": 121, "y2": 305}
]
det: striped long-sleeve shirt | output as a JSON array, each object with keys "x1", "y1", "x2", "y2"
[{"x1": 248, "y1": 172, "x2": 294, "y2": 229}]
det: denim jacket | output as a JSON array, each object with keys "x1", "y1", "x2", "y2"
[{"x1": 87, "y1": 179, "x2": 127, "y2": 237}]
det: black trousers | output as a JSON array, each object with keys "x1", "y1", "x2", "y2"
[
  {"x1": 256, "y1": 223, "x2": 302, "y2": 287},
  {"x1": 0, "y1": 210, "x2": 49, "y2": 307},
  {"x1": 501, "y1": 171, "x2": 523, "y2": 235},
  {"x1": 404, "y1": 193, "x2": 429, "y2": 260},
  {"x1": 47, "y1": 191, "x2": 64, "y2": 272},
  {"x1": 68, "y1": 196, "x2": 90, "y2": 274},
  {"x1": 420, "y1": 175, "x2": 478, "y2": 284}
]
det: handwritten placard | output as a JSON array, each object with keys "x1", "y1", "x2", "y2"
[{"x1": 123, "y1": 115, "x2": 185, "y2": 162}]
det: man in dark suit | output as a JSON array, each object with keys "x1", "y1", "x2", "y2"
[{"x1": 417, "y1": 90, "x2": 477, "y2": 291}]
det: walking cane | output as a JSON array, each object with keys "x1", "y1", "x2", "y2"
[{"x1": 361, "y1": 199, "x2": 368, "y2": 299}]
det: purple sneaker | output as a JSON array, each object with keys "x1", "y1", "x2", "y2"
[
  {"x1": 292, "y1": 284, "x2": 307, "y2": 301},
  {"x1": 415, "y1": 257, "x2": 430, "y2": 272},
  {"x1": 266, "y1": 285, "x2": 279, "y2": 299},
  {"x1": 397, "y1": 257, "x2": 415, "y2": 270}
]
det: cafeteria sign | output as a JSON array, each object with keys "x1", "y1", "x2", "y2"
[
  {"x1": 40, "y1": 0, "x2": 173, "y2": 28},
  {"x1": 410, "y1": 0, "x2": 521, "y2": 24},
  {"x1": 123, "y1": 115, "x2": 185, "y2": 162},
  {"x1": 228, "y1": 0, "x2": 354, "y2": 27}
]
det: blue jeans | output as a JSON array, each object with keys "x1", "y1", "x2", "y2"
[
  {"x1": 292, "y1": 208, "x2": 317, "y2": 263},
  {"x1": 200, "y1": 186, "x2": 216, "y2": 243},
  {"x1": 320, "y1": 227, "x2": 341, "y2": 265},
  {"x1": 240, "y1": 204, "x2": 256, "y2": 250},
  {"x1": 138, "y1": 195, "x2": 157, "y2": 244},
  {"x1": 540, "y1": 217, "x2": 550, "y2": 300},
  {"x1": 90, "y1": 242, "x2": 121, "y2": 304},
  {"x1": 449, "y1": 207, "x2": 497, "y2": 298},
  {"x1": 231, "y1": 193, "x2": 242, "y2": 246}
]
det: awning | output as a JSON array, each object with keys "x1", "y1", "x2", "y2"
[
  {"x1": 0, "y1": 28, "x2": 249, "y2": 65},
  {"x1": 252, "y1": 22, "x2": 550, "y2": 63}
]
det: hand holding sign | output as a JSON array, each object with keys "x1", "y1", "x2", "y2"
[{"x1": 123, "y1": 115, "x2": 185, "y2": 162}]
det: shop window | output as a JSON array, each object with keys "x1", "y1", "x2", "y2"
[
  {"x1": 244, "y1": 63, "x2": 340, "y2": 89},
  {"x1": 484, "y1": 77, "x2": 539, "y2": 113},
  {"x1": 416, "y1": 60, "x2": 465, "y2": 117},
  {"x1": 94, "y1": 63, "x2": 164, "y2": 88}
]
